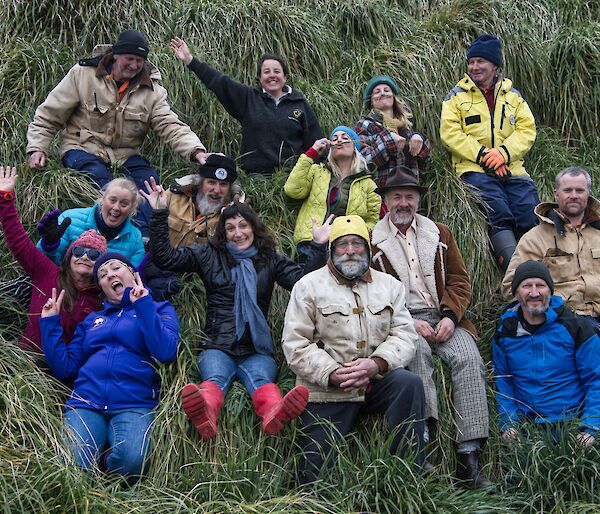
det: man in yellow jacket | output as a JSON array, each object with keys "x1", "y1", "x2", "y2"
[
  {"x1": 26, "y1": 29, "x2": 209, "y2": 238},
  {"x1": 440, "y1": 34, "x2": 539, "y2": 271}
]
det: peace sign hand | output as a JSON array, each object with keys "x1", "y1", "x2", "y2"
[
  {"x1": 129, "y1": 272, "x2": 149, "y2": 303},
  {"x1": 41, "y1": 288, "x2": 65, "y2": 318}
]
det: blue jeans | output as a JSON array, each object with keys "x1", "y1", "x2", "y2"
[
  {"x1": 461, "y1": 172, "x2": 540, "y2": 237},
  {"x1": 197, "y1": 349, "x2": 277, "y2": 395},
  {"x1": 62, "y1": 149, "x2": 158, "y2": 237},
  {"x1": 63, "y1": 407, "x2": 154, "y2": 477}
]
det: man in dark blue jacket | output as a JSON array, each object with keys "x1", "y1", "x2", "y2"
[{"x1": 493, "y1": 260, "x2": 600, "y2": 445}]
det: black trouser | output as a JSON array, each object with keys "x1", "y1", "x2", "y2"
[{"x1": 297, "y1": 368, "x2": 425, "y2": 484}]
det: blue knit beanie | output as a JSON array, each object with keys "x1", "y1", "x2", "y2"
[
  {"x1": 93, "y1": 252, "x2": 135, "y2": 283},
  {"x1": 467, "y1": 34, "x2": 502, "y2": 67},
  {"x1": 329, "y1": 126, "x2": 361, "y2": 150},
  {"x1": 363, "y1": 75, "x2": 400, "y2": 109}
]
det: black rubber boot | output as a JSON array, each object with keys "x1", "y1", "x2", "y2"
[{"x1": 490, "y1": 230, "x2": 517, "y2": 272}]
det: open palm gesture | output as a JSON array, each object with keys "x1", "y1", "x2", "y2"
[
  {"x1": 0, "y1": 165, "x2": 18, "y2": 192},
  {"x1": 140, "y1": 177, "x2": 168, "y2": 210}
]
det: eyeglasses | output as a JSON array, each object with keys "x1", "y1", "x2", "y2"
[
  {"x1": 72, "y1": 246, "x2": 102, "y2": 261},
  {"x1": 334, "y1": 239, "x2": 366, "y2": 250}
]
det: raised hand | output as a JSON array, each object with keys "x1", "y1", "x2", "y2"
[
  {"x1": 170, "y1": 37, "x2": 193, "y2": 65},
  {"x1": 311, "y1": 214, "x2": 335, "y2": 244},
  {"x1": 311, "y1": 138, "x2": 330, "y2": 155},
  {"x1": 129, "y1": 272, "x2": 149, "y2": 303},
  {"x1": 140, "y1": 177, "x2": 168, "y2": 210},
  {"x1": 41, "y1": 288, "x2": 65, "y2": 318},
  {"x1": 37, "y1": 210, "x2": 72, "y2": 247},
  {"x1": 0, "y1": 165, "x2": 18, "y2": 192}
]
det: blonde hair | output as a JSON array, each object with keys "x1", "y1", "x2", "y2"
[
  {"x1": 96, "y1": 177, "x2": 141, "y2": 218},
  {"x1": 327, "y1": 149, "x2": 369, "y2": 180},
  {"x1": 391, "y1": 97, "x2": 414, "y2": 130}
]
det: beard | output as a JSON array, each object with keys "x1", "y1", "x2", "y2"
[
  {"x1": 521, "y1": 297, "x2": 551, "y2": 319},
  {"x1": 390, "y1": 207, "x2": 415, "y2": 226},
  {"x1": 332, "y1": 252, "x2": 370, "y2": 280},
  {"x1": 196, "y1": 193, "x2": 223, "y2": 216}
]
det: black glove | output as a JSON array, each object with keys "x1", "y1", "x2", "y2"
[{"x1": 37, "y1": 209, "x2": 71, "y2": 251}]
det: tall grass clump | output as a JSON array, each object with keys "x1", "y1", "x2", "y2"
[{"x1": 1, "y1": 0, "x2": 599, "y2": 512}]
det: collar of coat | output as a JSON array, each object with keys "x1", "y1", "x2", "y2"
[
  {"x1": 534, "y1": 196, "x2": 600, "y2": 236},
  {"x1": 372, "y1": 212, "x2": 442, "y2": 306},
  {"x1": 326, "y1": 259, "x2": 372, "y2": 286}
]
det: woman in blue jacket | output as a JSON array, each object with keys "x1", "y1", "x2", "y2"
[{"x1": 40, "y1": 252, "x2": 179, "y2": 480}]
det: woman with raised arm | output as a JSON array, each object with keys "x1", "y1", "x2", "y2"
[
  {"x1": 40, "y1": 254, "x2": 179, "y2": 480},
  {"x1": 170, "y1": 37, "x2": 322, "y2": 176},
  {"x1": 284, "y1": 126, "x2": 380, "y2": 262},
  {"x1": 356, "y1": 75, "x2": 431, "y2": 188},
  {"x1": 142, "y1": 178, "x2": 331, "y2": 438},
  {"x1": 0, "y1": 165, "x2": 107, "y2": 354}
]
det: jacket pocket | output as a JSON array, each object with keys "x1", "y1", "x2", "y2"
[
  {"x1": 122, "y1": 110, "x2": 149, "y2": 142},
  {"x1": 317, "y1": 303, "x2": 351, "y2": 333},
  {"x1": 542, "y1": 251, "x2": 575, "y2": 284},
  {"x1": 85, "y1": 102, "x2": 109, "y2": 133},
  {"x1": 367, "y1": 303, "x2": 393, "y2": 343}
]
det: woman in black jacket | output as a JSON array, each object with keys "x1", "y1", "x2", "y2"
[
  {"x1": 170, "y1": 37, "x2": 322, "y2": 176},
  {"x1": 142, "y1": 179, "x2": 331, "y2": 438}
]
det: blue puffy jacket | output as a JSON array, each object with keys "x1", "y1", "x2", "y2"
[
  {"x1": 492, "y1": 295, "x2": 600, "y2": 434},
  {"x1": 36, "y1": 205, "x2": 145, "y2": 268},
  {"x1": 40, "y1": 292, "x2": 179, "y2": 411}
]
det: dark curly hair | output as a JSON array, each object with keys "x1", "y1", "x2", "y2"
[
  {"x1": 212, "y1": 203, "x2": 276, "y2": 268},
  {"x1": 256, "y1": 53, "x2": 289, "y2": 79}
]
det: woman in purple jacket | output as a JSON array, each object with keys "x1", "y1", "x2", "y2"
[
  {"x1": 0, "y1": 166, "x2": 107, "y2": 354},
  {"x1": 40, "y1": 252, "x2": 179, "y2": 480}
]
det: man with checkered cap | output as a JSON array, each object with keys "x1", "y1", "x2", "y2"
[{"x1": 282, "y1": 215, "x2": 425, "y2": 483}]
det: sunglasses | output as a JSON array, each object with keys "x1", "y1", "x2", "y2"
[{"x1": 72, "y1": 246, "x2": 102, "y2": 261}]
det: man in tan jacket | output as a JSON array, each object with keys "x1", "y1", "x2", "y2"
[
  {"x1": 26, "y1": 29, "x2": 208, "y2": 237},
  {"x1": 371, "y1": 167, "x2": 491, "y2": 488},
  {"x1": 282, "y1": 215, "x2": 425, "y2": 484},
  {"x1": 502, "y1": 166, "x2": 600, "y2": 323}
]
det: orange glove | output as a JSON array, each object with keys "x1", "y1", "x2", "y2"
[{"x1": 481, "y1": 148, "x2": 505, "y2": 171}]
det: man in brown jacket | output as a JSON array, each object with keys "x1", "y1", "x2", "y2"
[
  {"x1": 26, "y1": 29, "x2": 208, "y2": 237},
  {"x1": 283, "y1": 215, "x2": 425, "y2": 484},
  {"x1": 371, "y1": 167, "x2": 491, "y2": 488}
]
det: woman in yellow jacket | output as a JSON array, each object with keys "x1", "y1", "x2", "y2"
[{"x1": 284, "y1": 126, "x2": 381, "y2": 262}]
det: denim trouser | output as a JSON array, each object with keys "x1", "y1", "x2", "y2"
[
  {"x1": 197, "y1": 348, "x2": 277, "y2": 395},
  {"x1": 63, "y1": 407, "x2": 154, "y2": 477},
  {"x1": 461, "y1": 172, "x2": 540, "y2": 237},
  {"x1": 62, "y1": 149, "x2": 159, "y2": 237}
]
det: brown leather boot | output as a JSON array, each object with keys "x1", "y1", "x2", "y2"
[
  {"x1": 181, "y1": 381, "x2": 224, "y2": 439},
  {"x1": 252, "y1": 383, "x2": 309, "y2": 435},
  {"x1": 456, "y1": 450, "x2": 493, "y2": 489}
]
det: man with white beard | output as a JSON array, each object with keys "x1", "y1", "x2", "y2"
[
  {"x1": 370, "y1": 167, "x2": 491, "y2": 488},
  {"x1": 282, "y1": 215, "x2": 425, "y2": 483},
  {"x1": 142, "y1": 154, "x2": 242, "y2": 299}
]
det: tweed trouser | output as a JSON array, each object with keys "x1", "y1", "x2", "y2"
[{"x1": 409, "y1": 308, "x2": 489, "y2": 443}]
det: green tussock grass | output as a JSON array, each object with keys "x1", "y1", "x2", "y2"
[{"x1": 1, "y1": 0, "x2": 600, "y2": 512}]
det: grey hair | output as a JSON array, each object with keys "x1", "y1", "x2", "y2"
[
  {"x1": 555, "y1": 166, "x2": 592, "y2": 191},
  {"x1": 96, "y1": 177, "x2": 141, "y2": 218}
]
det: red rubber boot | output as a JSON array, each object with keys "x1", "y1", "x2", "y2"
[
  {"x1": 181, "y1": 381, "x2": 224, "y2": 439},
  {"x1": 251, "y1": 383, "x2": 309, "y2": 435}
]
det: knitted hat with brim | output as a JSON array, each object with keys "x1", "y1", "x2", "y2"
[
  {"x1": 329, "y1": 215, "x2": 371, "y2": 253},
  {"x1": 363, "y1": 75, "x2": 400, "y2": 109},
  {"x1": 511, "y1": 260, "x2": 554, "y2": 296},
  {"x1": 112, "y1": 29, "x2": 149, "y2": 59},
  {"x1": 66, "y1": 229, "x2": 108, "y2": 260},
  {"x1": 93, "y1": 252, "x2": 135, "y2": 283},
  {"x1": 467, "y1": 34, "x2": 502, "y2": 67},
  {"x1": 329, "y1": 125, "x2": 361, "y2": 151}
]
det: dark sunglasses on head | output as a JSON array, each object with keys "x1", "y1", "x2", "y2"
[{"x1": 72, "y1": 246, "x2": 102, "y2": 261}]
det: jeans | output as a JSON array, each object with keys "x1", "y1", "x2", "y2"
[
  {"x1": 461, "y1": 172, "x2": 539, "y2": 237},
  {"x1": 62, "y1": 149, "x2": 159, "y2": 237},
  {"x1": 63, "y1": 407, "x2": 154, "y2": 477},
  {"x1": 197, "y1": 349, "x2": 277, "y2": 395}
]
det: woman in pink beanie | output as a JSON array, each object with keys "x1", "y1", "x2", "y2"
[{"x1": 0, "y1": 165, "x2": 107, "y2": 355}]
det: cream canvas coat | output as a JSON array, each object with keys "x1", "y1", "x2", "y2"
[
  {"x1": 282, "y1": 265, "x2": 417, "y2": 403},
  {"x1": 27, "y1": 55, "x2": 204, "y2": 164}
]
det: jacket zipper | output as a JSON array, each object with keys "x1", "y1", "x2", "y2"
[
  {"x1": 490, "y1": 83, "x2": 502, "y2": 148},
  {"x1": 500, "y1": 104, "x2": 506, "y2": 131}
]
